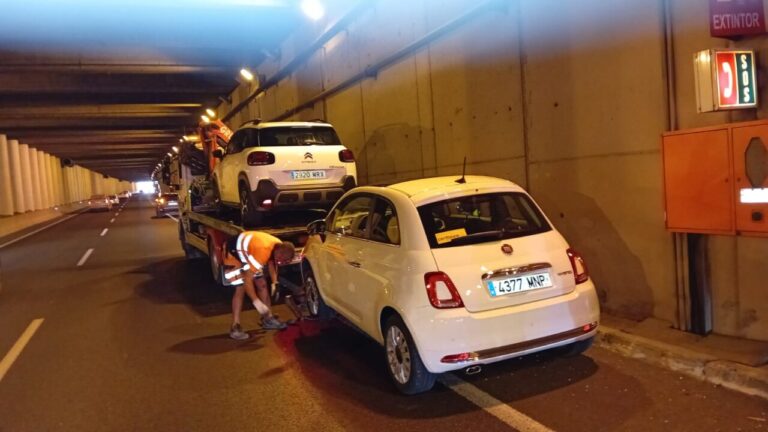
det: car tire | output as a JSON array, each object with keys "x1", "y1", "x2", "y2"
[
  {"x1": 303, "y1": 268, "x2": 334, "y2": 320},
  {"x1": 560, "y1": 336, "x2": 594, "y2": 357},
  {"x1": 239, "y1": 183, "x2": 263, "y2": 228},
  {"x1": 208, "y1": 238, "x2": 224, "y2": 286},
  {"x1": 383, "y1": 315, "x2": 436, "y2": 395}
]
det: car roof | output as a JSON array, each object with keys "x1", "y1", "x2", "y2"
[
  {"x1": 239, "y1": 121, "x2": 333, "y2": 130},
  {"x1": 385, "y1": 176, "x2": 526, "y2": 206}
]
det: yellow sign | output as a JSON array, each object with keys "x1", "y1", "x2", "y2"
[{"x1": 435, "y1": 228, "x2": 468, "y2": 245}]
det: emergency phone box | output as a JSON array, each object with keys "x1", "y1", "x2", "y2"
[{"x1": 662, "y1": 120, "x2": 768, "y2": 237}]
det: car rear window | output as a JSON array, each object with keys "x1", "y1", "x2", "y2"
[
  {"x1": 256, "y1": 126, "x2": 341, "y2": 147},
  {"x1": 161, "y1": 194, "x2": 178, "y2": 199},
  {"x1": 417, "y1": 192, "x2": 552, "y2": 248}
]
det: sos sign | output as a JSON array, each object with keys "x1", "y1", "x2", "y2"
[
  {"x1": 694, "y1": 49, "x2": 758, "y2": 112},
  {"x1": 716, "y1": 51, "x2": 757, "y2": 108}
]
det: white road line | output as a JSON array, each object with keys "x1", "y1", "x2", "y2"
[
  {"x1": 100, "y1": 228, "x2": 109, "y2": 237},
  {"x1": 110, "y1": 218, "x2": 115, "y2": 223},
  {"x1": 440, "y1": 374, "x2": 554, "y2": 432},
  {"x1": 0, "y1": 211, "x2": 84, "y2": 250},
  {"x1": 77, "y1": 248, "x2": 94, "y2": 267},
  {"x1": 166, "y1": 214, "x2": 178, "y2": 222},
  {"x1": 0, "y1": 319, "x2": 44, "y2": 383}
]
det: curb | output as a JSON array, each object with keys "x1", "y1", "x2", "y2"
[{"x1": 595, "y1": 326, "x2": 768, "y2": 401}]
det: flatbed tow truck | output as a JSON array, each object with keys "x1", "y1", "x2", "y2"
[{"x1": 161, "y1": 120, "x2": 314, "y2": 294}]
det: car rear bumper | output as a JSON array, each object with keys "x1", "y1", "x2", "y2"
[
  {"x1": 407, "y1": 280, "x2": 601, "y2": 373},
  {"x1": 250, "y1": 176, "x2": 356, "y2": 210}
]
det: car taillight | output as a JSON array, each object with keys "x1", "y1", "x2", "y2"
[
  {"x1": 424, "y1": 272, "x2": 464, "y2": 309},
  {"x1": 567, "y1": 248, "x2": 589, "y2": 284},
  {"x1": 247, "y1": 151, "x2": 275, "y2": 166},
  {"x1": 339, "y1": 149, "x2": 355, "y2": 162}
]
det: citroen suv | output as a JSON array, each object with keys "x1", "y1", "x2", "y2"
[{"x1": 211, "y1": 121, "x2": 357, "y2": 226}]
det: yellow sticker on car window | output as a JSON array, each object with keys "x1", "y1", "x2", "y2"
[{"x1": 435, "y1": 228, "x2": 468, "y2": 245}]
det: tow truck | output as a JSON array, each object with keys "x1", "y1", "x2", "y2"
[{"x1": 163, "y1": 120, "x2": 317, "y2": 298}]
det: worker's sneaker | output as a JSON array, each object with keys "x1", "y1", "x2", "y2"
[
  {"x1": 229, "y1": 323, "x2": 250, "y2": 340},
  {"x1": 261, "y1": 316, "x2": 287, "y2": 331}
]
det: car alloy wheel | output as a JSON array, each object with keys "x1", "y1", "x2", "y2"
[
  {"x1": 305, "y1": 276, "x2": 320, "y2": 316},
  {"x1": 386, "y1": 325, "x2": 412, "y2": 385}
]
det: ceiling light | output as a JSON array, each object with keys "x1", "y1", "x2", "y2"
[
  {"x1": 201, "y1": 115, "x2": 211, "y2": 124},
  {"x1": 166, "y1": 152, "x2": 172, "y2": 157},
  {"x1": 205, "y1": 108, "x2": 216, "y2": 118},
  {"x1": 179, "y1": 138, "x2": 184, "y2": 143},
  {"x1": 301, "y1": 0, "x2": 325, "y2": 20},
  {"x1": 172, "y1": 146, "x2": 179, "y2": 153},
  {"x1": 240, "y1": 68, "x2": 254, "y2": 81}
]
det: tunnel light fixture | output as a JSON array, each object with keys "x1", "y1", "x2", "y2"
[
  {"x1": 240, "y1": 68, "x2": 254, "y2": 81},
  {"x1": 201, "y1": 115, "x2": 211, "y2": 124},
  {"x1": 179, "y1": 138, "x2": 184, "y2": 143},
  {"x1": 301, "y1": 0, "x2": 325, "y2": 20},
  {"x1": 205, "y1": 108, "x2": 216, "y2": 118},
  {"x1": 172, "y1": 146, "x2": 179, "y2": 154},
  {"x1": 166, "y1": 152, "x2": 172, "y2": 157}
]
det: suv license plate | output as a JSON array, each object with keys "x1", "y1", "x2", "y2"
[
  {"x1": 487, "y1": 272, "x2": 552, "y2": 297},
  {"x1": 291, "y1": 170, "x2": 326, "y2": 180}
]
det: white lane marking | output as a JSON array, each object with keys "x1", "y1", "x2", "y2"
[
  {"x1": 77, "y1": 248, "x2": 94, "y2": 267},
  {"x1": 110, "y1": 218, "x2": 115, "y2": 223},
  {"x1": 0, "y1": 318, "x2": 44, "y2": 383},
  {"x1": 0, "y1": 211, "x2": 85, "y2": 250},
  {"x1": 100, "y1": 228, "x2": 109, "y2": 237},
  {"x1": 440, "y1": 374, "x2": 554, "y2": 432},
  {"x1": 166, "y1": 214, "x2": 178, "y2": 222}
]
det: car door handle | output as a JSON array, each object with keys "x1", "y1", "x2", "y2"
[{"x1": 347, "y1": 261, "x2": 362, "y2": 268}]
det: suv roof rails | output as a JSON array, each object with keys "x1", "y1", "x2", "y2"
[{"x1": 239, "y1": 118, "x2": 262, "y2": 128}]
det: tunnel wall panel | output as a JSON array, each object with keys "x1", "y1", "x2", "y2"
[
  {"x1": 7, "y1": 139, "x2": 25, "y2": 213},
  {"x1": 0, "y1": 135, "x2": 14, "y2": 216},
  {"x1": 19, "y1": 144, "x2": 33, "y2": 213}
]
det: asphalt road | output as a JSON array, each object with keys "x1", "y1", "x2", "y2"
[{"x1": 0, "y1": 197, "x2": 765, "y2": 432}]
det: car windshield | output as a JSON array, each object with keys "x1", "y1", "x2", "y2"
[
  {"x1": 256, "y1": 126, "x2": 341, "y2": 147},
  {"x1": 417, "y1": 192, "x2": 552, "y2": 248}
]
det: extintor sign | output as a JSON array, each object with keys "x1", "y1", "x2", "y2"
[{"x1": 694, "y1": 49, "x2": 758, "y2": 113}]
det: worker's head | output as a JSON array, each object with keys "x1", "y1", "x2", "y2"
[{"x1": 273, "y1": 241, "x2": 295, "y2": 264}]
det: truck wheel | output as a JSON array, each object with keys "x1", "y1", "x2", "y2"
[
  {"x1": 383, "y1": 315, "x2": 436, "y2": 395},
  {"x1": 208, "y1": 238, "x2": 224, "y2": 285},
  {"x1": 179, "y1": 221, "x2": 204, "y2": 260},
  {"x1": 304, "y1": 269, "x2": 334, "y2": 320},
  {"x1": 239, "y1": 183, "x2": 263, "y2": 228}
]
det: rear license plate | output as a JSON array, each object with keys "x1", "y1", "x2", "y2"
[
  {"x1": 487, "y1": 272, "x2": 552, "y2": 297},
  {"x1": 291, "y1": 170, "x2": 326, "y2": 180}
]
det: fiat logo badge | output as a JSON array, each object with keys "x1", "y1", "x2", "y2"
[{"x1": 501, "y1": 244, "x2": 513, "y2": 255}]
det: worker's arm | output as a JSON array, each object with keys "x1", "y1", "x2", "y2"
[{"x1": 268, "y1": 259, "x2": 279, "y2": 292}]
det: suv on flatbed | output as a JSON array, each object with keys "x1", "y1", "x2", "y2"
[{"x1": 212, "y1": 120, "x2": 357, "y2": 226}]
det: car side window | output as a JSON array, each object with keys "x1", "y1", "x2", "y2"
[
  {"x1": 329, "y1": 195, "x2": 374, "y2": 239},
  {"x1": 227, "y1": 131, "x2": 246, "y2": 155},
  {"x1": 369, "y1": 198, "x2": 400, "y2": 245}
]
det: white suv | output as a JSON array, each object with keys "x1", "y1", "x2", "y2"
[
  {"x1": 212, "y1": 121, "x2": 357, "y2": 225},
  {"x1": 302, "y1": 176, "x2": 600, "y2": 394}
]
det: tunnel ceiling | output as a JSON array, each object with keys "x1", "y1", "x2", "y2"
[{"x1": 0, "y1": 1, "x2": 301, "y2": 181}]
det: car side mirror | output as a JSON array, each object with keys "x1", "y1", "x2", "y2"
[
  {"x1": 212, "y1": 149, "x2": 224, "y2": 159},
  {"x1": 307, "y1": 219, "x2": 327, "y2": 236}
]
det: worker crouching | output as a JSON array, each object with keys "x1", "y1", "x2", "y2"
[{"x1": 222, "y1": 231, "x2": 296, "y2": 340}]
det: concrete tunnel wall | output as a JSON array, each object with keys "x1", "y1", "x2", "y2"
[
  {"x1": 0, "y1": 133, "x2": 130, "y2": 216},
  {"x1": 215, "y1": 0, "x2": 768, "y2": 341}
]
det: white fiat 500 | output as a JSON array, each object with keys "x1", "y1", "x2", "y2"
[{"x1": 302, "y1": 175, "x2": 600, "y2": 394}]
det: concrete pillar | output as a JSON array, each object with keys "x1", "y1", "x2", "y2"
[
  {"x1": 39, "y1": 151, "x2": 50, "y2": 209},
  {"x1": 0, "y1": 135, "x2": 14, "y2": 216},
  {"x1": 7, "y1": 139, "x2": 25, "y2": 213},
  {"x1": 54, "y1": 157, "x2": 64, "y2": 206},
  {"x1": 48, "y1": 154, "x2": 58, "y2": 206},
  {"x1": 28, "y1": 148, "x2": 41, "y2": 210},
  {"x1": 18, "y1": 144, "x2": 33, "y2": 212}
]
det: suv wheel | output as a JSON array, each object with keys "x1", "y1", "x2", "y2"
[
  {"x1": 239, "y1": 183, "x2": 263, "y2": 227},
  {"x1": 383, "y1": 315, "x2": 436, "y2": 394}
]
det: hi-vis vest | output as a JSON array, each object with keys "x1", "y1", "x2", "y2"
[{"x1": 224, "y1": 231, "x2": 281, "y2": 286}]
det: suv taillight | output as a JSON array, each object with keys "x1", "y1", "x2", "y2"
[
  {"x1": 247, "y1": 151, "x2": 275, "y2": 166},
  {"x1": 567, "y1": 248, "x2": 589, "y2": 284},
  {"x1": 425, "y1": 272, "x2": 464, "y2": 309},
  {"x1": 339, "y1": 149, "x2": 355, "y2": 162}
]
